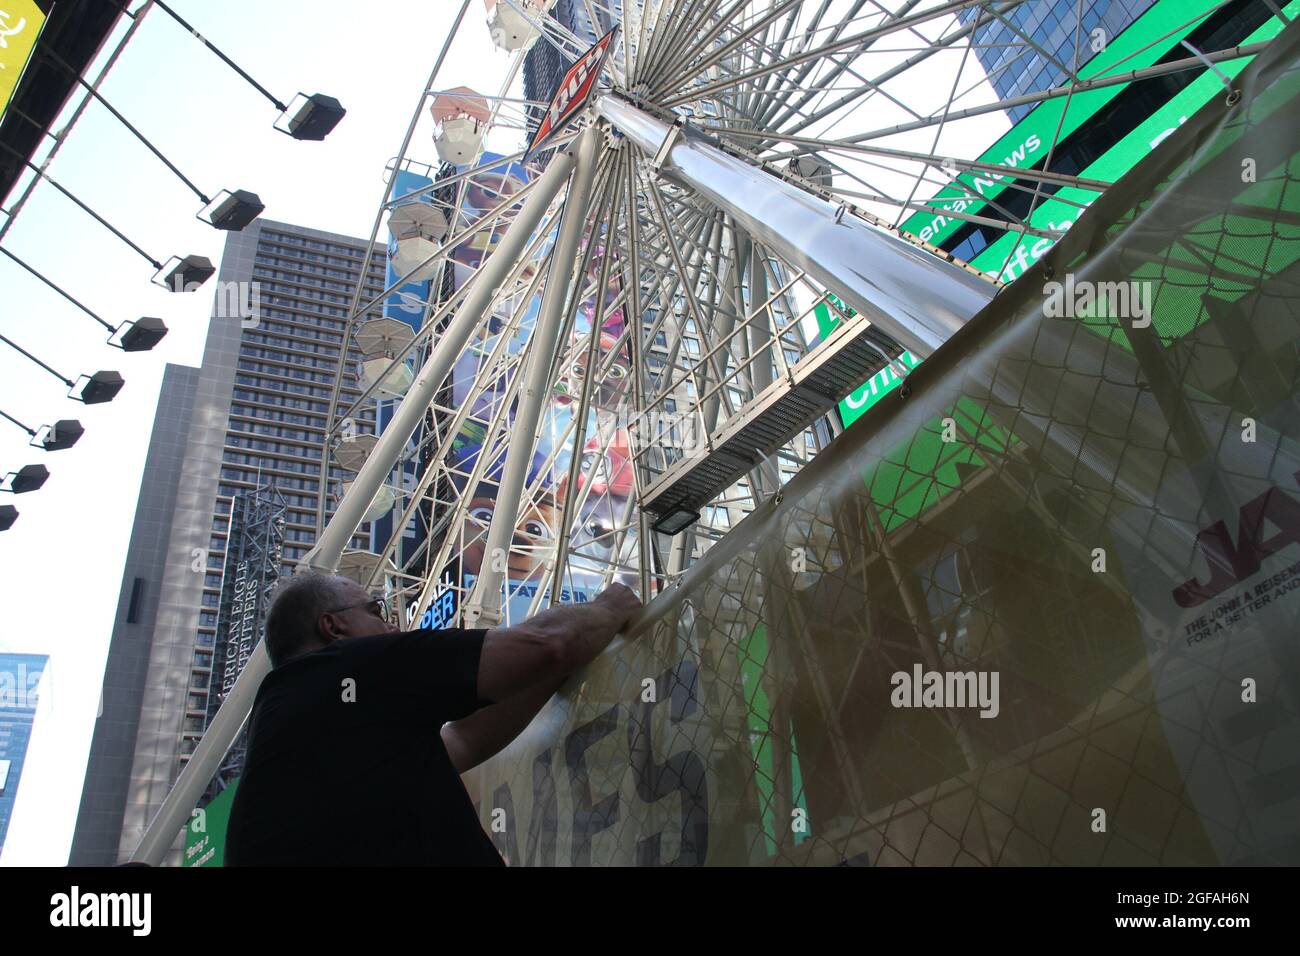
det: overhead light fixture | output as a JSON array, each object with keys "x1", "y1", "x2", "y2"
[
  {"x1": 200, "y1": 189, "x2": 265, "y2": 232},
  {"x1": 155, "y1": 255, "x2": 216, "y2": 292},
  {"x1": 115, "y1": 317, "x2": 169, "y2": 352},
  {"x1": 74, "y1": 371, "x2": 125, "y2": 405},
  {"x1": 651, "y1": 506, "x2": 700, "y2": 536},
  {"x1": 0, "y1": 333, "x2": 125, "y2": 406},
  {"x1": 0, "y1": 505, "x2": 16, "y2": 531},
  {"x1": 2, "y1": 464, "x2": 49, "y2": 494},
  {"x1": 36, "y1": 420, "x2": 83, "y2": 452},
  {"x1": 43, "y1": 50, "x2": 269, "y2": 239},
  {"x1": 152, "y1": 1, "x2": 344, "y2": 140},
  {"x1": 1, "y1": 409, "x2": 84, "y2": 452},
  {"x1": 277, "y1": 93, "x2": 347, "y2": 141}
]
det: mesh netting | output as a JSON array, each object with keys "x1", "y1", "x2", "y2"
[{"x1": 464, "y1": 21, "x2": 1300, "y2": 866}]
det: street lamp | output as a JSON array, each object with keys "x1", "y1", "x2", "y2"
[
  {"x1": 0, "y1": 332, "x2": 125, "y2": 404},
  {"x1": 199, "y1": 190, "x2": 266, "y2": 232},
  {"x1": 1, "y1": 464, "x2": 49, "y2": 494},
  {"x1": 0, "y1": 409, "x2": 83, "y2": 451},
  {"x1": 156, "y1": 254, "x2": 217, "y2": 292},
  {"x1": 275, "y1": 93, "x2": 347, "y2": 141},
  {"x1": 116, "y1": 318, "x2": 169, "y2": 353},
  {"x1": 75, "y1": 371, "x2": 125, "y2": 405},
  {"x1": 36, "y1": 420, "x2": 84, "y2": 451},
  {"x1": 0, "y1": 247, "x2": 170, "y2": 349}
]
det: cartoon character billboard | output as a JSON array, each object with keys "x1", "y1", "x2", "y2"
[{"x1": 430, "y1": 156, "x2": 639, "y2": 622}]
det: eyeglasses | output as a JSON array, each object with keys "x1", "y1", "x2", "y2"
[{"x1": 325, "y1": 597, "x2": 392, "y2": 624}]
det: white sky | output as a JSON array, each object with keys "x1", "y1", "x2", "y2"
[{"x1": 0, "y1": 0, "x2": 1003, "y2": 866}]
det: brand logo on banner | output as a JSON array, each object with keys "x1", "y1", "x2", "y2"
[{"x1": 525, "y1": 26, "x2": 618, "y2": 161}]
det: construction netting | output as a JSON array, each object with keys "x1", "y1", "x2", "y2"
[{"x1": 463, "y1": 20, "x2": 1300, "y2": 866}]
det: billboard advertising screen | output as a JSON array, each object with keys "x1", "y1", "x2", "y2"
[{"x1": 824, "y1": 0, "x2": 1300, "y2": 429}]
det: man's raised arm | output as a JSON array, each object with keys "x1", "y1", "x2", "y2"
[{"x1": 441, "y1": 584, "x2": 642, "y2": 772}]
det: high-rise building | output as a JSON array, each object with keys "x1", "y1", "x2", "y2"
[
  {"x1": 523, "y1": 0, "x2": 623, "y2": 144},
  {"x1": 959, "y1": 0, "x2": 1157, "y2": 122},
  {"x1": 0, "y1": 652, "x2": 48, "y2": 857},
  {"x1": 70, "y1": 220, "x2": 386, "y2": 865}
]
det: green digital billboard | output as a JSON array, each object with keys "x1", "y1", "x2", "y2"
[
  {"x1": 899, "y1": 0, "x2": 1225, "y2": 248},
  {"x1": 969, "y1": 0, "x2": 1300, "y2": 283},
  {"x1": 822, "y1": 0, "x2": 1299, "y2": 429}
]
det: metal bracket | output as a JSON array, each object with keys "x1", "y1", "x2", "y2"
[
  {"x1": 651, "y1": 120, "x2": 683, "y2": 176},
  {"x1": 1179, "y1": 40, "x2": 1235, "y2": 93}
]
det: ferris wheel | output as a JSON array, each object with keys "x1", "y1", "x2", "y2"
[
  {"x1": 130, "y1": 0, "x2": 1293, "y2": 865},
  {"x1": 304, "y1": 0, "x2": 1216, "y2": 630}
]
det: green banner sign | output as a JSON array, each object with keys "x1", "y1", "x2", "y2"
[
  {"x1": 900, "y1": 0, "x2": 1222, "y2": 248},
  {"x1": 184, "y1": 780, "x2": 239, "y2": 867},
  {"x1": 826, "y1": 0, "x2": 1299, "y2": 429},
  {"x1": 970, "y1": 0, "x2": 1300, "y2": 283}
]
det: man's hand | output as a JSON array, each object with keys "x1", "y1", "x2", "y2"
[
  {"x1": 592, "y1": 583, "x2": 642, "y2": 632},
  {"x1": 446, "y1": 584, "x2": 646, "y2": 774}
]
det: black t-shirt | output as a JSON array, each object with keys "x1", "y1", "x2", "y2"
[{"x1": 224, "y1": 628, "x2": 504, "y2": 866}]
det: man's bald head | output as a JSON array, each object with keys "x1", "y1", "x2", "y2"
[{"x1": 264, "y1": 571, "x2": 357, "y2": 667}]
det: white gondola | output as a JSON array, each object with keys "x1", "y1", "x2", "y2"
[
  {"x1": 431, "y1": 86, "x2": 490, "y2": 164},
  {"x1": 482, "y1": 0, "x2": 547, "y2": 53},
  {"x1": 332, "y1": 433, "x2": 379, "y2": 473},
  {"x1": 387, "y1": 202, "x2": 448, "y2": 284},
  {"x1": 353, "y1": 317, "x2": 416, "y2": 358},
  {"x1": 359, "y1": 356, "x2": 414, "y2": 399},
  {"x1": 338, "y1": 481, "x2": 397, "y2": 524},
  {"x1": 335, "y1": 549, "x2": 399, "y2": 590}
]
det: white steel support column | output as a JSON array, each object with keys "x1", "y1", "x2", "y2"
[
  {"x1": 462, "y1": 124, "x2": 602, "y2": 629},
  {"x1": 596, "y1": 95, "x2": 995, "y2": 358},
  {"x1": 129, "y1": 135, "x2": 582, "y2": 866}
]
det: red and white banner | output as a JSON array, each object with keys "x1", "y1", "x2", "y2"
[{"x1": 525, "y1": 26, "x2": 618, "y2": 160}]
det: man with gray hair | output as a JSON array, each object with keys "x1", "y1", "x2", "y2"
[{"x1": 224, "y1": 571, "x2": 641, "y2": 866}]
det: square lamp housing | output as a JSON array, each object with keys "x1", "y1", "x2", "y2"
[
  {"x1": 78, "y1": 371, "x2": 125, "y2": 405},
  {"x1": 40, "y1": 419, "x2": 84, "y2": 451},
  {"x1": 281, "y1": 93, "x2": 346, "y2": 141},
  {"x1": 8, "y1": 464, "x2": 49, "y2": 494},
  {"x1": 205, "y1": 190, "x2": 265, "y2": 231},
  {"x1": 0, "y1": 505, "x2": 16, "y2": 531},
  {"x1": 651, "y1": 506, "x2": 700, "y2": 536},
  {"x1": 162, "y1": 256, "x2": 215, "y2": 292},
  {"x1": 118, "y1": 317, "x2": 168, "y2": 352}
]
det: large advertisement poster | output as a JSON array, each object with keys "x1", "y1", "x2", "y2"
[
  {"x1": 824, "y1": 0, "x2": 1300, "y2": 428},
  {"x1": 435, "y1": 153, "x2": 637, "y2": 623},
  {"x1": 369, "y1": 169, "x2": 439, "y2": 558}
]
